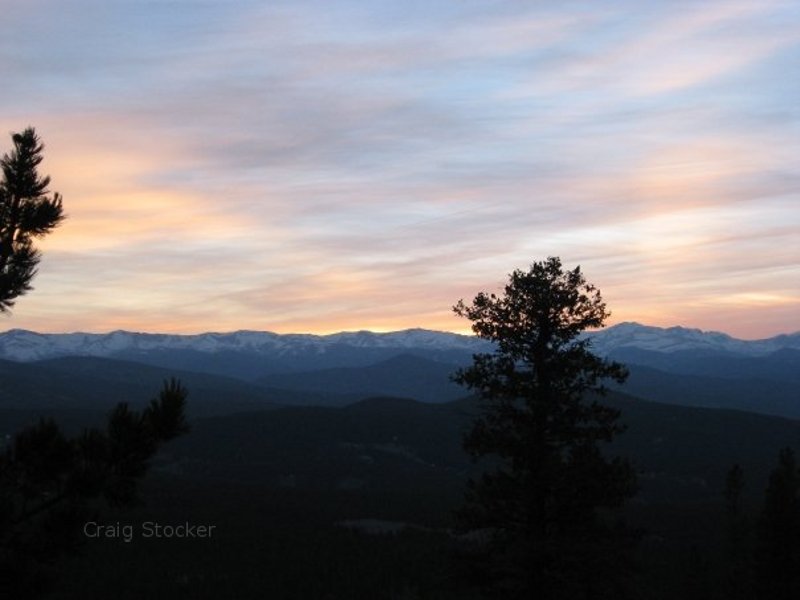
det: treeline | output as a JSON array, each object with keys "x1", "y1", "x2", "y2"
[{"x1": 689, "y1": 451, "x2": 800, "y2": 600}]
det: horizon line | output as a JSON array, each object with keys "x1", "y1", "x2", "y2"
[{"x1": 1, "y1": 321, "x2": 798, "y2": 342}]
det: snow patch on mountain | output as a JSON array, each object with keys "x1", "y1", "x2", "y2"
[
  {"x1": 0, "y1": 327, "x2": 485, "y2": 362},
  {"x1": 586, "y1": 322, "x2": 800, "y2": 356}
]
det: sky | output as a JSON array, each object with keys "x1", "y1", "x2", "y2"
[{"x1": 0, "y1": 0, "x2": 798, "y2": 338}]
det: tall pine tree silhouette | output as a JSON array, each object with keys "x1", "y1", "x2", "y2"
[
  {"x1": 452, "y1": 257, "x2": 637, "y2": 600},
  {"x1": 724, "y1": 463, "x2": 753, "y2": 600},
  {"x1": 756, "y1": 448, "x2": 800, "y2": 600}
]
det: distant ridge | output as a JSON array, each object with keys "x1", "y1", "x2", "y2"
[
  {"x1": 0, "y1": 323, "x2": 798, "y2": 418},
  {"x1": 585, "y1": 321, "x2": 800, "y2": 357},
  {"x1": 0, "y1": 323, "x2": 797, "y2": 363},
  {"x1": 0, "y1": 327, "x2": 484, "y2": 362}
]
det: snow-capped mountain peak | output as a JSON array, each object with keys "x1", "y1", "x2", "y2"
[{"x1": 586, "y1": 322, "x2": 800, "y2": 356}]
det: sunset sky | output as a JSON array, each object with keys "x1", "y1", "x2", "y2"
[{"x1": 1, "y1": 1, "x2": 798, "y2": 338}]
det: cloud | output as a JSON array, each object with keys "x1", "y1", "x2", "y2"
[{"x1": 0, "y1": 0, "x2": 797, "y2": 338}]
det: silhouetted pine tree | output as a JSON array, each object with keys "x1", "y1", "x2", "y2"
[
  {"x1": 0, "y1": 128, "x2": 64, "y2": 312},
  {"x1": 683, "y1": 544, "x2": 712, "y2": 600},
  {"x1": 724, "y1": 464, "x2": 753, "y2": 600},
  {"x1": 0, "y1": 129, "x2": 190, "y2": 598},
  {"x1": 452, "y1": 257, "x2": 638, "y2": 600},
  {"x1": 0, "y1": 379, "x2": 190, "y2": 598},
  {"x1": 755, "y1": 448, "x2": 800, "y2": 600}
]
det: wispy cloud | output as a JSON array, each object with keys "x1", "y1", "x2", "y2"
[{"x1": 1, "y1": 0, "x2": 798, "y2": 338}]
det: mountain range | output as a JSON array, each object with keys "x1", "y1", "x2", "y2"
[
  {"x1": 1, "y1": 322, "x2": 798, "y2": 418},
  {"x1": 0, "y1": 327, "x2": 485, "y2": 369},
  {"x1": 3, "y1": 322, "x2": 798, "y2": 359},
  {"x1": 1, "y1": 322, "x2": 798, "y2": 370}
]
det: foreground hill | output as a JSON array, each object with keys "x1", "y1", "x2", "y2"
[
  {"x1": 5, "y1": 379, "x2": 797, "y2": 507},
  {"x1": 8, "y1": 386, "x2": 800, "y2": 599},
  {"x1": 157, "y1": 392, "x2": 800, "y2": 506}
]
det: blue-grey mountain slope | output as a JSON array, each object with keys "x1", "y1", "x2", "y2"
[
  {"x1": 0, "y1": 356, "x2": 342, "y2": 417},
  {"x1": 1, "y1": 322, "x2": 798, "y2": 416},
  {"x1": 257, "y1": 354, "x2": 465, "y2": 403}
]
